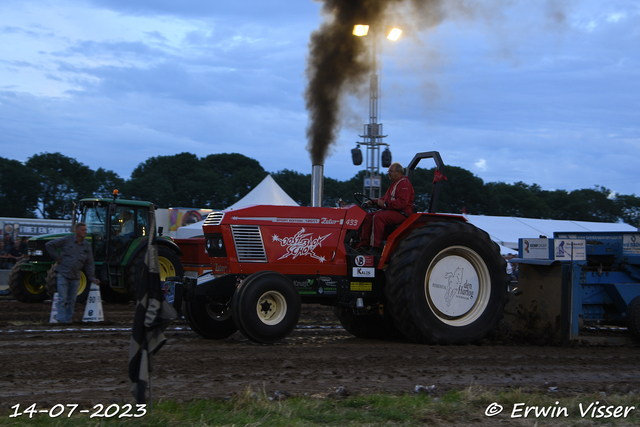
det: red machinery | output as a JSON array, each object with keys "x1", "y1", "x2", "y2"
[{"x1": 171, "y1": 152, "x2": 508, "y2": 344}]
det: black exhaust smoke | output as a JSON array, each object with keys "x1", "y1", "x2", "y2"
[
  {"x1": 304, "y1": 0, "x2": 570, "y2": 170},
  {"x1": 304, "y1": 0, "x2": 447, "y2": 166}
]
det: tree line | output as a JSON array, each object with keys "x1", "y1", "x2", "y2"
[{"x1": 1, "y1": 152, "x2": 639, "y2": 226}]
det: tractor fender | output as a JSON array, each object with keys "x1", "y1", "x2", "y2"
[
  {"x1": 121, "y1": 237, "x2": 183, "y2": 268},
  {"x1": 379, "y1": 213, "x2": 467, "y2": 268}
]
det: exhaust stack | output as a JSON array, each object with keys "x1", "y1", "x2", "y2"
[{"x1": 311, "y1": 164, "x2": 324, "y2": 207}]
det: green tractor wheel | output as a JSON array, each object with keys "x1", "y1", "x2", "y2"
[
  {"x1": 125, "y1": 246, "x2": 183, "y2": 297},
  {"x1": 45, "y1": 264, "x2": 90, "y2": 303},
  {"x1": 8, "y1": 258, "x2": 48, "y2": 303}
]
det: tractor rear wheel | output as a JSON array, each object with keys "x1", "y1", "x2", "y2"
[
  {"x1": 125, "y1": 246, "x2": 183, "y2": 297},
  {"x1": 626, "y1": 295, "x2": 640, "y2": 341},
  {"x1": 232, "y1": 271, "x2": 301, "y2": 343},
  {"x1": 45, "y1": 264, "x2": 90, "y2": 303},
  {"x1": 333, "y1": 305, "x2": 404, "y2": 340},
  {"x1": 8, "y1": 258, "x2": 48, "y2": 303},
  {"x1": 385, "y1": 220, "x2": 509, "y2": 345},
  {"x1": 184, "y1": 296, "x2": 237, "y2": 339}
]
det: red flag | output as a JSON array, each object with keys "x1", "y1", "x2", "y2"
[{"x1": 433, "y1": 169, "x2": 448, "y2": 184}]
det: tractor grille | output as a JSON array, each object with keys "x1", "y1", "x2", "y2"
[
  {"x1": 204, "y1": 212, "x2": 225, "y2": 226},
  {"x1": 231, "y1": 225, "x2": 267, "y2": 262}
]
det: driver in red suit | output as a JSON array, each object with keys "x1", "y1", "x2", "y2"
[{"x1": 358, "y1": 162, "x2": 415, "y2": 253}]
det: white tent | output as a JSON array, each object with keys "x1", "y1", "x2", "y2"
[
  {"x1": 225, "y1": 174, "x2": 298, "y2": 211},
  {"x1": 463, "y1": 214, "x2": 637, "y2": 254},
  {"x1": 176, "y1": 175, "x2": 299, "y2": 238}
]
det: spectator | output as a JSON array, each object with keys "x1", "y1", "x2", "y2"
[
  {"x1": 6, "y1": 243, "x2": 24, "y2": 265},
  {"x1": 0, "y1": 241, "x2": 9, "y2": 269},
  {"x1": 506, "y1": 254, "x2": 517, "y2": 282},
  {"x1": 3, "y1": 233, "x2": 13, "y2": 252},
  {"x1": 18, "y1": 237, "x2": 29, "y2": 256},
  {"x1": 45, "y1": 222, "x2": 100, "y2": 324}
]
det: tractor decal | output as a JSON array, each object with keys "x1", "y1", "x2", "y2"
[
  {"x1": 352, "y1": 267, "x2": 375, "y2": 278},
  {"x1": 233, "y1": 216, "x2": 321, "y2": 224},
  {"x1": 355, "y1": 255, "x2": 374, "y2": 267},
  {"x1": 444, "y1": 267, "x2": 464, "y2": 307},
  {"x1": 272, "y1": 228, "x2": 331, "y2": 262}
]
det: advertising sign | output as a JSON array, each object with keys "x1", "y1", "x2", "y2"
[
  {"x1": 520, "y1": 238, "x2": 551, "y2": 259},
  {"x1": 169, "y1": 208, "x2": 213, "y2": 232},
  {"x1": 553, "y1": 239, "x2": 586, "y2": 261},
  {"x1": 622, "y1": 234, "x2": 640, "y2": 255}
]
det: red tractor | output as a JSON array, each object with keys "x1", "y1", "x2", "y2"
[{"x1": 172, "y1": 152, "x2": 508, "y2": 344}]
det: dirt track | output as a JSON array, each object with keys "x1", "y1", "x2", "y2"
[{"x1": 1, "y1": 296, "x2": 640, "y2": 412}]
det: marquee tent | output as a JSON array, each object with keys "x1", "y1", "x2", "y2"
[
  {"x1": 176, "y1": 174, "x2": 299, "y2": 238},
  {"x1": 463, "y1": 214, "x2": 637, "y2": 254}
]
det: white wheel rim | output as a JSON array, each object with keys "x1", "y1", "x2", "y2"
[
  {"x1": 256, "y1": 291, "x2": 287, "y2": 325},
  {"x1": 424, "y1": 246, "x2": 491, "y2": 327}
]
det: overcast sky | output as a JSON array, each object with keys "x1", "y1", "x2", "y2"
[{"x1": 1, "y1": 0, "x2": 638, "y2": 196}]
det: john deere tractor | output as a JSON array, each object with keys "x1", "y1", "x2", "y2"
[{"x1": 9, "y1": 193, "x2": 183, "y2": 303}]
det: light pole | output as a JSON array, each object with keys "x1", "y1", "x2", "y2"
[{"x1": 351, "y1": 25, "x2": 401, "y2": 199}]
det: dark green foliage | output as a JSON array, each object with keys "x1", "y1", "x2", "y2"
[
  {"x1": 485, "y1": 182, "x2": 550, "y2": 218},
  {"x1": 411, "y1": 166, "x2": 487, "y2": 214},
  {"x1": 124, "y1": 152, "x2": 214, "y2": 208},
  {"x1": 616, "y1": 194, "x2": 640, "y2": 228},
  {"x1": 271, "y1": 169, "x2": 311, "y2": 206},
  {"x1": 200, "y1": 153, "x2": 268, "y2": 208},
  {"x1": 26, "y1": 153, "x2": 99, "y2": 219},
  {"x1": 124, "y1": 152, "x2": 268, "y2": 209},
  {"x1": 0, "y1": 157, "x2": 40, "y2": 217},
  {"x1": 3, "y1": 151, "x2": 639, "y2": 227},
  {"x1": 93, "y1": 168, "x2": 126, "y2": 198}
]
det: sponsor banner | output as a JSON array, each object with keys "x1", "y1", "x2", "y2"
[
  {"x1": 520, "y1": 238, "x2": 551, "y2": 259},
  {"x1": 15, "y1": 223, "x2": 71, "y2": 236},
  {"x1": 623, "y1": 234, "x2": 640, "y2": 255},
  {"x1": 553, "y1": 239, "x2": 586, "y2": 261}
]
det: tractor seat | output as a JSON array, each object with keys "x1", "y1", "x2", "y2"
[{"x1": 382, "y1": 207, "x2": 415, "y2": 242}]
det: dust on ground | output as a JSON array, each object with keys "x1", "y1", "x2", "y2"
[{"x1": 1, "y1": 297, "x2": 639, "y2": 411}]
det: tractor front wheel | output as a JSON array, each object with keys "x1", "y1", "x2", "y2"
[
  {"x1": 385, "y1": 221, "x2": 509, "y2": 345},
  {"x1": 184, "y1": 296, "x2": 237, "y2": 339},
  {"x1": 8, "y1": 258, "x2": 48, "y2": 303},
  {"x1": 232, "y1": 271, "x2": 301, "y2": 343},
  {"x1": 125, "y1": 246, "x2": 183, "y2": 297}
]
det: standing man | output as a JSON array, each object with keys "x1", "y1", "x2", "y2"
[
  {"x1": 359, "y1": 162, "x2": 415, "y2": 254},
  {"x1": 46, "y1": 222, "x2": 100, "y2": 324}
]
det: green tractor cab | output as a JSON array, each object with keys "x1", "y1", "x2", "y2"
[{"x1": 9, "y1": 196, "x2": 183, "y2": 303}]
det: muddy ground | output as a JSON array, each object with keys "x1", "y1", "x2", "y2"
[{"x1": 1, "y1": 295, "x2": 639, "y2": 413}]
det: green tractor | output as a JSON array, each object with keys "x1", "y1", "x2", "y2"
[{"x1": 8, "y1": 194, "x2": 184, "y2": 303}]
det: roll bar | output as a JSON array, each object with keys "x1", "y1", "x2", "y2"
[{"x1": 406, "y1": 151, "x2": 445, "y2": 214}]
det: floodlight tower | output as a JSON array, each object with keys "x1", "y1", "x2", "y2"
[{"x1": 351, "y1": 25, "x2": 401, "y2": 199}]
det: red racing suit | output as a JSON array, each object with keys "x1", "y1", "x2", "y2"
[{"x1": 359, "y1": 176, "x2": 415, "y2": 248}]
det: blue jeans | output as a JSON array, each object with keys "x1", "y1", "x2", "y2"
[{"x1": 56, "y1": 275, "x2": 80, "y2": 323}]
